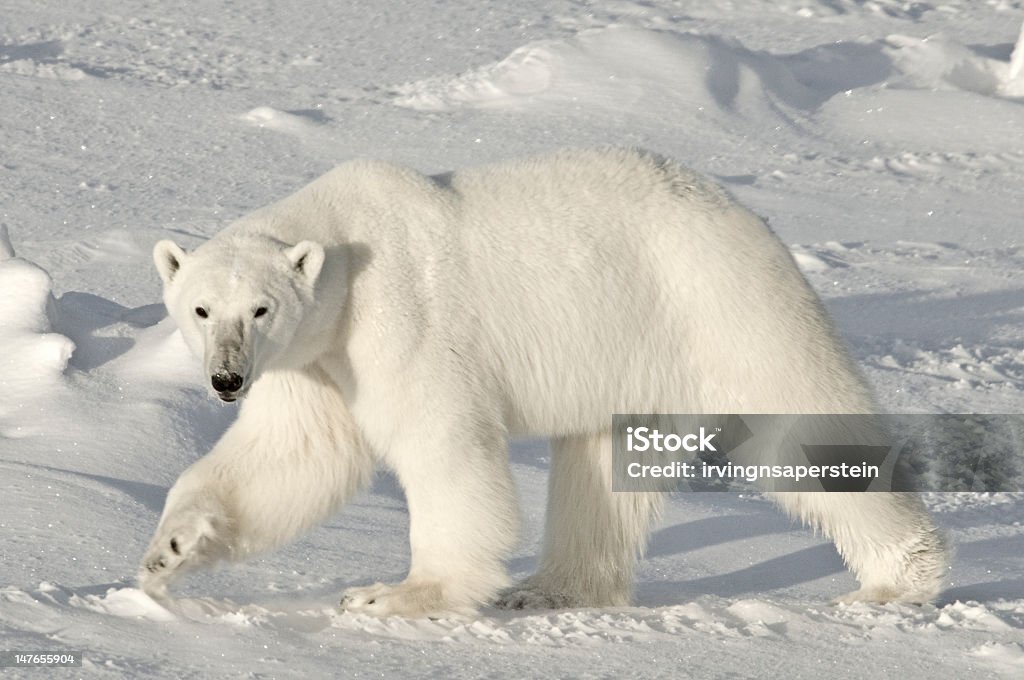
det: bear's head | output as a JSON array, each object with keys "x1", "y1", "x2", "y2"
[{"x1": 153, "y1": 234, "x2": 326, "y2": 402}]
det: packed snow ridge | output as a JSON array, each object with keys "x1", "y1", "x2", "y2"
[
  {"x1": 395, "y1": 22, "x2": 1024, "y2": 112},
  {"x1": 0, "y1": 226, "x2": 74, "y2": 436}
]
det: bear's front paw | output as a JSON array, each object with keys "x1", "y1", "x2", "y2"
[
  {"x1": 340, "y1": 580, "x2": 465, "y2": 618},
  {"x1": 138, "y1": 508, "x2": 229, "y2": 598}
]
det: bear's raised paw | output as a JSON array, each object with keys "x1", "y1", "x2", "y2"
[{"x1": 138, "y1": 507, "x2": 229, "y2": 598}]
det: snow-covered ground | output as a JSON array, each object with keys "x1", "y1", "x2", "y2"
[{"x1": 2, "y1": 1, "x2": 1023, "y2": 677}]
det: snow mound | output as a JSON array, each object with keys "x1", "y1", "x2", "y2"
[
  {"x1": 241, "y1": 106, "x2": 324, "y2": 136},
  {"x1": 791, "y1": 250, "x2": 837, "y2": 273},
  {"x1": 70, "y1": 586, "x2": 177, "y2": 622},
  {"x1": 394, "y1": 26, "x2": 822, "y2": 114},
  {"x1": 394, "y1": 23, "x2": 1024, "y2": 155},
  {"x1": 395, "y1": 22, "x2": 1024, "y2": 117},
  {"x1": 885, "y1": 24, "x2": 1024, "y2": 99},
  {"x1": 109, "y1": 316, "x2": 200, "y2": 385},
  {"x1": 0, "y1": 227, "x2": 75, "y2": 433}
]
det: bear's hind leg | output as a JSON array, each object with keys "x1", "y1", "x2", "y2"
[
  {"x1": 495, "y1": 433, "x2": 663, "y2": 610},
  {"x1": 773, "y1": 491, "x2": 948, "y2": 604}
]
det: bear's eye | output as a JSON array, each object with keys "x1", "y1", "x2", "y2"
[
  {"x1": 254, "y1": 307, "x2": 268, "y2": 319},
  {"x1": 195, "y1": 307, "x2": 208, "y2": 319}
]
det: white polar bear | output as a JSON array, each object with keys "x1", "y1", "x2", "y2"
[{"x1": 139, "y1": 148, "x2": 947, "y2": 617}]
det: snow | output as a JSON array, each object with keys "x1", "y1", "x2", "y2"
[{"x1": 1, "y1": 0, "x2": 1023, "y2": 677}]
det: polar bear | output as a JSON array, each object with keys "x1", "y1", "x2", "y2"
[{"x1": 139, "y1": 148, "x2": 947, "y2": 616}]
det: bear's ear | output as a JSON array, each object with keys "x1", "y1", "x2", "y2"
[
  {"x1": 285, "y1": 240, "x2": 325, "y2": 286},
  {"x1": 153, "y1": 240, "x2": 187, "y2": 285}
]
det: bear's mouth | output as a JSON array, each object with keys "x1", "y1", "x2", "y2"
[{"x1": 215, "y1": 388, "x2": 248, "y2": 403}]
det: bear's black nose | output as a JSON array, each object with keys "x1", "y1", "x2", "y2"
[{"x1": 211, "y1": 371, "x2": 244, "y2": 394}]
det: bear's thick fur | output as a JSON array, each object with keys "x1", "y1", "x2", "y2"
[{"x1": 140, "y1": 149, "x2": 946, "y2": 617}]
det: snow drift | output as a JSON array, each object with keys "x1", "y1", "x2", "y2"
[{"x1": 0, "y1": 225, "x2": 75, "y2": 436}]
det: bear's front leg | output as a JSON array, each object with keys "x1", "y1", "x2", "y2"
[
  {"x1": 139, "y1": 368, "x2": 377, "y2": 601},
  {"x1": 339, "y1": 413, "x2": 519, "y2": 618},
  {"x1": 138, "y1": 485, "x2": 232, "y2": 599}
]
